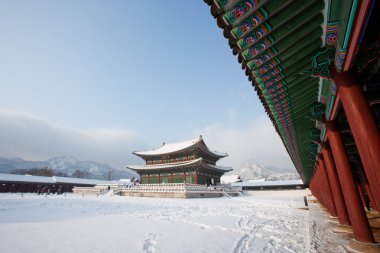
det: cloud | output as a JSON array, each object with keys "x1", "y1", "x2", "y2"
[
  {"x1": 226, "y1": 108, "x2": 238, "y2": 123},
  {"x1": 0, "y1": 109, "x2": 145, "y2": 169},
  {"x1": 0, "y1": 109, "x2": 296, "y2": 172},
  {"x1": 194, "y1": 117, "x2": 296, "y2": 170}
]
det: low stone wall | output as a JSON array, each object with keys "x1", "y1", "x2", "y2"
[{"x1": 186, "y1": 192, "x2": 223, "y2": 198}]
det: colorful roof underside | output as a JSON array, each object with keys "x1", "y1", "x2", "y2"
[{"x1": 204, "y1": 0, "x2": 364, "y2": 184}]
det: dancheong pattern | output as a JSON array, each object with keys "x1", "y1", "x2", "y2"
[
  {"x1": 326, "y1": 22, "x2": 338, "y2": 46},
  {"x1": 334, "y1": 45, "x2": 346, "y2": 72},
  {"x1": 242, "y1": 36, "x2": 274, "y2": 60},
  {"x1": 261, "y1": 66, "x2": 282, "y2": 81},
  {"x1": 231, "y1": 8, "x2": 269, "y2": 39},
  {"x1": 246, "y1": 48, "x2": 278, "y2": 69},
  {"x1": 256, "y1": 68, "x2": 283, "y2": 85},
  {"x1": 237, "y1": 22, "x2": 272, "y2": 49},
  {"x1": 223, "y1": 0, "x2": 261, "y2": 25},
  {"x1": 253, "y1": 58, "x2": 281, "y2": 74}
]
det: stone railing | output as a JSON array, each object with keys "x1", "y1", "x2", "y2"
[
  {"x1": 121, "y1": 183, "x2": 222, "y2": 193},
  {"x1": 121, "y1": 183, "x2": 186, "y2": 193}
]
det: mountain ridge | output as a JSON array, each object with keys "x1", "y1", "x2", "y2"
[
  {"x1": 0, "y1": 156, "x2": 136, "y2": 180},
  {"x1": 223, "y1": 159, "x2": 300, "y2": 181}
]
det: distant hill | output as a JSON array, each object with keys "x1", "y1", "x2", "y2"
[
  {"x1": 222, "y1": 159, "x2": 300, "y2": 182},
  {"x1": 0, "y1": 156, "x2": 136, "y2": 180}
]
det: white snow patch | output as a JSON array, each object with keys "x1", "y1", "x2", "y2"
[{"x1": 0, "y1": 190, "x2": 347, "y2": 252}]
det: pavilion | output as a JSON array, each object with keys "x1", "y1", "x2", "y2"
[
  {"x1": 127, "y1": 136, "x2": 231, "y2": 185},
  {"x1": 204, "y1": 0, "x2": 380, "y2": 249}
]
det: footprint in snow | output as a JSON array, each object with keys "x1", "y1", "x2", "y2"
[{"x1": 143, "y1": 233, "x2": 160, "y2": 253}]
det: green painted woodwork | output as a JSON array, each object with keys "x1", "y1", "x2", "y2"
[
  {"x1": 231, "y1": 7, "x2": 270, "y2": 39},
  {"x1": 222, "y1": 0, "x2": 263, "y2": 25},
  {"x1": 267, "y1": 2, "x2": 324, "y2": 41},
  {"x1": 137, "y1": 167, "x2": 225, "y2": 185},
  {"x1": 276, "y1": 29, "x2": 323, "y2": 61},
  {"x1": 206, "y1": 0, "x2": 364, "y2": 184},
  {"x1": 214, "y1": 0, "x2": 234, "y2": 11},
  {"x1": 242, "y1": 25, "x2": 322, "y2": 62},
  {"x1": 173, "y1": 177, "x2": 183, "y2": 184},
  {"x1": 230, "y1": 0, "x2": 290, "y2": 39},
  {"x1": 328, "y1": 0, "x2": 357, "y2": 49}
]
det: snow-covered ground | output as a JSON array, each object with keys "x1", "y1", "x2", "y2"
[{"x1": 0, "y1": 190, "x2": 347, "y2": 253}]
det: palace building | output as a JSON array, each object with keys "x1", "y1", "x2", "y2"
[{"x1": 127, "y1": 136, "x2": 231, "y2": 185}]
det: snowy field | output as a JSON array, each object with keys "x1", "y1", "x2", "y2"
[{"x1": 0, "y1": 190, "x2": 347, "y2": 253}]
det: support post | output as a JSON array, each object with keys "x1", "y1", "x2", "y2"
[
  {"x1": 356, "y1": 160, "x2": 378, "y2": 211},
  {"x1": 318, "y1": 156, "x2": 338, "y2": 217},
  {"x1": 333, "y1": 70, "x2": 380, "y2": 210},
  {"x1": 321, "y1": 142, "x2": 351, "y2": 225},
  {"x1": 326, "y1": 119, "x2": 375, "y2": 243}
]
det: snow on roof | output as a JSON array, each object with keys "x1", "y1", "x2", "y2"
[
  {"x1": 128, "y1": 158, "x2": 202, "y2": 171},
  {"x1": 231, "y1": 179, "x2": 304, "y2": 187},
  {"x1": 134, "y1": 137, "x2": 201, "y2": 156},
  {"x1": 133, "y1": 136, "x2": 227, "y2": 158},
  {"x1": 53, "y1": 176, "x2": 115, "y2": 185},
  {"x1": 0, "y1": 173, "x2": 115, "y2": 185},
  {"x1": 0, "y1": 173, "x2": 55, "y2": 184}
]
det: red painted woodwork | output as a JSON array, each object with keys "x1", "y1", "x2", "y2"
[
  {"x1": 356, "y1": 160, "x2": 378, "y2": 211},
  {"x1": 318, "y1": 156, "x2": 338, "y2": 217},
  {"x1": 326, "y1": 120, "x2": 374, "y2": 243},
  {"x1": 329, "y1": 93, "x2": 341, "y2": 123},
  {"x1": 333, "y1": 70, "x2": 380, "y2": 211},
  {"x1": 321, "y1": 142, "x2": 351, "y2": 225},
  {"x1": 343, "y1": 0, "x2": 373, "y2": 71}
]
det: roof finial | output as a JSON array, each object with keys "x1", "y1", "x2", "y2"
[
  {"x1": 199, "y1": 135, "x2": 202, "y2": 139},
  {"x1": 163, "y1": 142, "x2": 165, "y2": 146}
]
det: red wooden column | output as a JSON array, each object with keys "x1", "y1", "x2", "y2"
[
  {"x1": 321, "y1": 142, "x2": 351, "y2": 225},
  {"x1": 315, "y1": 163, "x2": 327, "y2": 209},
  {"x1": 325, "y1": 119, "x2": 375, "y2": 243},
  {"x1": 318, "y1": 156, "x2": 338, "y2": 217},
  {"x1": 333, "y1": 70, "x2": 380, "y2": 210},
  {"x1": 364, "y1": 181, "x2": 378, "y2": 211},
  {"x1": 194, "y1": 169, "x2": 198, "y2": 184},
  {"x1": 356, "y1": 160, "x2": 378, "y2": 211},
  {"x1": 312, "y1": 165, "x2": 320, "y2": 203}
]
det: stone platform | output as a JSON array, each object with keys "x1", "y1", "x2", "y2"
[{"x1": 120, "y1": 183, "x2": 224, "y2": 198}]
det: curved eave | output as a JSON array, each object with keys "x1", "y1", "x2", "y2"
[
  {"x1": 127, "y1": 158, "x2": 202, "y2": 171},
  {"x1": 127, "y1": 158, "x2": 231, "y2": 174},
  {"x1": 206, "y1": 163, "x2": 233, "y2": 172},
  {"x1": 198, "y1": 139, "x2": 229, "y2": 159}
]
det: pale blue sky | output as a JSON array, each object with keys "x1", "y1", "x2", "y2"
[{"x1": 0, "y1": 1, "x2": 295, "y2": 170}]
